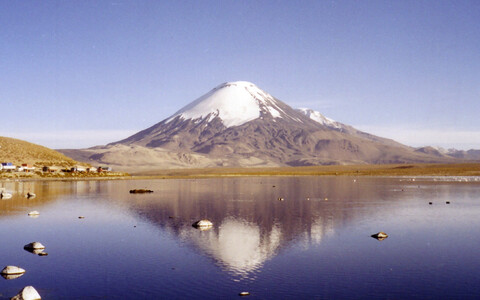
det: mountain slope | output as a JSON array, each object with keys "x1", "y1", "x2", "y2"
[
  {"x1": 0, "y1": 136, "x2": 78, "y2": 167},
  {"x1": 61, "y1": 81, "x2": 460, "y2": 170}
]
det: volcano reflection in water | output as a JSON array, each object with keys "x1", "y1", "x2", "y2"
[{"x1": 3, "y1": 177, "x2": 480, "y2": 299}]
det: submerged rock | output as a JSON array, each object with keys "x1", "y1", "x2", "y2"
[
  {"x1": 129, "y1": 189, "x2": 153, "y2": 194},
  {"x1": 192, "y1": 219, "x2": 213, "y2": 230},
  {"x1": 1, "y1": 266, "x2": 26, "y2": 275},
  {"x1": 1, "y1": 273, "x2": 24, "y2": 280},
  {"x1": 371, "y1": 232, "x2": 388, "y2": 241},
  {"x1": 24, "y1": 242, "x2": 45, "y2": 250},
  {"x1": 11, "y1": 286, "x2": 41, "y2": 300}
]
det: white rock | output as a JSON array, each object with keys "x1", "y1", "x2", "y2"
[
  {"x1": 1, "y1": 266, "x2": 26, "y2": 275},
  {"x1": 24, "y1": 242, "x2": 45, "y2": 250},
  {"x1": 1, "y1": 272, "x2": 24, "y2": 280},
  {"x1": 28, "y1": 211, "x2": 40, "y2": 216},
  {"x1": 27, "y1": 249, "x2": 45, "y2": 255},
  {"x1": 371, "y1": 232, "x2": 389, "y2": 240},
  {"x1": 0, "y1": 192, "x2": 12, "y2": 199},
  {"x1": 192, "y1": 219, "x2": 213, "y2": 229},
  {"x1": 11, "y1": 286, "x2": 41, "y2": 300}
]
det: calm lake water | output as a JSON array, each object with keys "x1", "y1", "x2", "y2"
[{"x1": 1, "y1": 176, "x2": 480, "y2": 299}]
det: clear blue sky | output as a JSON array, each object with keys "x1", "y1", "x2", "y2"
[{"x1": 1, "y1": 1, "x2": 479, "y2": 149}]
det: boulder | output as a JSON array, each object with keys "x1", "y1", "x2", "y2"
[
  {"x1": 24, "y1": 248, "x2": 45, "y2": 255},
  {"x1": 129, "y1": 189, "x2": 153, "y2": 194},
  {"x1": 371, "y1": 232, "x2": 388, "y2": 241},
  {"x1": 1, "y1": 273, "x2": 24, "y2": 280},
  {"x1": 11, "y1": 286, "x2": 41, "y2": 300},
  {"x1": 0, "y1": 192, "x2": 12, "y2": 199},
  {"x1": 1, "y1": 266, "x2": 26, "y2": 275},
  {"x1": 28, "y1": 211, "x2": 39, "y2": 216},
  {"x1": 24, "y1": 242, "x2": 45, "y2": 250},
  {"x1": 192, "y1": 219, "x2": 213, "y2": 230}
]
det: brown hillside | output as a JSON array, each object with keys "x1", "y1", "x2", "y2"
[{"x1": 0, "y1": 136, "x2": 78, "y2": 167}]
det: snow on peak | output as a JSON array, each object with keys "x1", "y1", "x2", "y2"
[
  {"x1": 168, "y1": 81, "x2": 285, "y2": 127},
  {"x1": 297, "y1": 108, "x2": 342, "y2": 129}
]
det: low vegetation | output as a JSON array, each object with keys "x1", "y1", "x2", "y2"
[
  {"x1": 0, "y1": 136, "x2": 76, "y2": 167},
  {"x1": 0, "y1": 136, "x2": 129, "y2": 179},
  {"x1": 136, "y1": 163, "x2": 480, "y2": 178}
]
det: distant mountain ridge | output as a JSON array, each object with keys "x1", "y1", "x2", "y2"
[
  {"x1": 60, "y1": 81, "x2": 469, "y2": 172},
  {"x1": 414, "y1": 146, "x2": 480, "y2": 161}
]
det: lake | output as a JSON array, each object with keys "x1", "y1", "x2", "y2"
[{"x1": 1, "y1": 176, "x2": 480, "y2": 299}]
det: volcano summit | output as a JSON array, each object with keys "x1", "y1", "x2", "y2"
[{"x1": 61, "y1": 81, "x2": 456, "y2": 172}]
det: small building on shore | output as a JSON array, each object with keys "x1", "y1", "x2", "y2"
[
  {"x1": 42, "y1": 166, "x2": 59, "y2": 173},
  {"x1": 21, "y1": 164, "x2": 35, "y2": 172},
  {"x1": 71, "y1": 166, "x2": 87, "y2": 173},
  {"x1": 97, "y1": 166, "x2": 112, "y2": 172},
  {"x1": 86, "y1": 167, "x2": 97, "y2": 173},
  {"x1": 1, "y1": 163, "x2": 16, "y2": 172}
]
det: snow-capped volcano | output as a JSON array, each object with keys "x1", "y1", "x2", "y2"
[
  {"x1": 62, "y1": 81, "x2": 460, "y2": 170},
  {"x1": 167, "y1": 81, "x2": 290, "y2": 127}
]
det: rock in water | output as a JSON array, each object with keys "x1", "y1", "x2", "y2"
[
  {"x1": 0, "y1": 192, "x2": 12, "y2": 199},
  {"x1": 11, "y1": 286, "x2": 41, "y2": 300},
  {"x1": 1, "y1": 273, "x2": 24, "y2": 280},
  {"x1": 371, "y1": 232, "x2": 388, "y2": 241},
  {"x1": 26, "y1": 192, "x2": 36, "y2": 199},
  {"x1": 28, "y1": 211, "x2": 39, "y2": 216},
  {"x1": 1, "y1": 266, "x2": 26, "y2": 275},
  {"x1": 25, "y1": 248, "x2": 45, "y2": 255},
  {"x1": 129, "y1": 189, "x2": 153, "y2": 194},
  {"x1": 24, "y1": 242, "x2": 46, "y2": 250},
  {"x1": 192, "y1": 219, "x2": 213, "y2": 230}
]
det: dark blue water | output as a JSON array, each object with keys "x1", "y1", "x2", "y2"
[{"x1": 1, "y1": 177, "x2": 480, "y2": 299}]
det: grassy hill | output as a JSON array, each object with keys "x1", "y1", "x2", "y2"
[{"x1": 0, "y1": 136, "x2": 79, "y2": 167}]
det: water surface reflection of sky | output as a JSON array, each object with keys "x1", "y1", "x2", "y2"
[{"x1": 1, "y1": 177, "x2": 480, "y2": 299}]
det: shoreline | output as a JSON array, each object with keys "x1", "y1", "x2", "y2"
[
  {"x1": 2, "y1": 163, "x2": 479, "y2": 181},
  {"x1": 129, "y1": 163, "x2": 480, "y2": 179}
]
